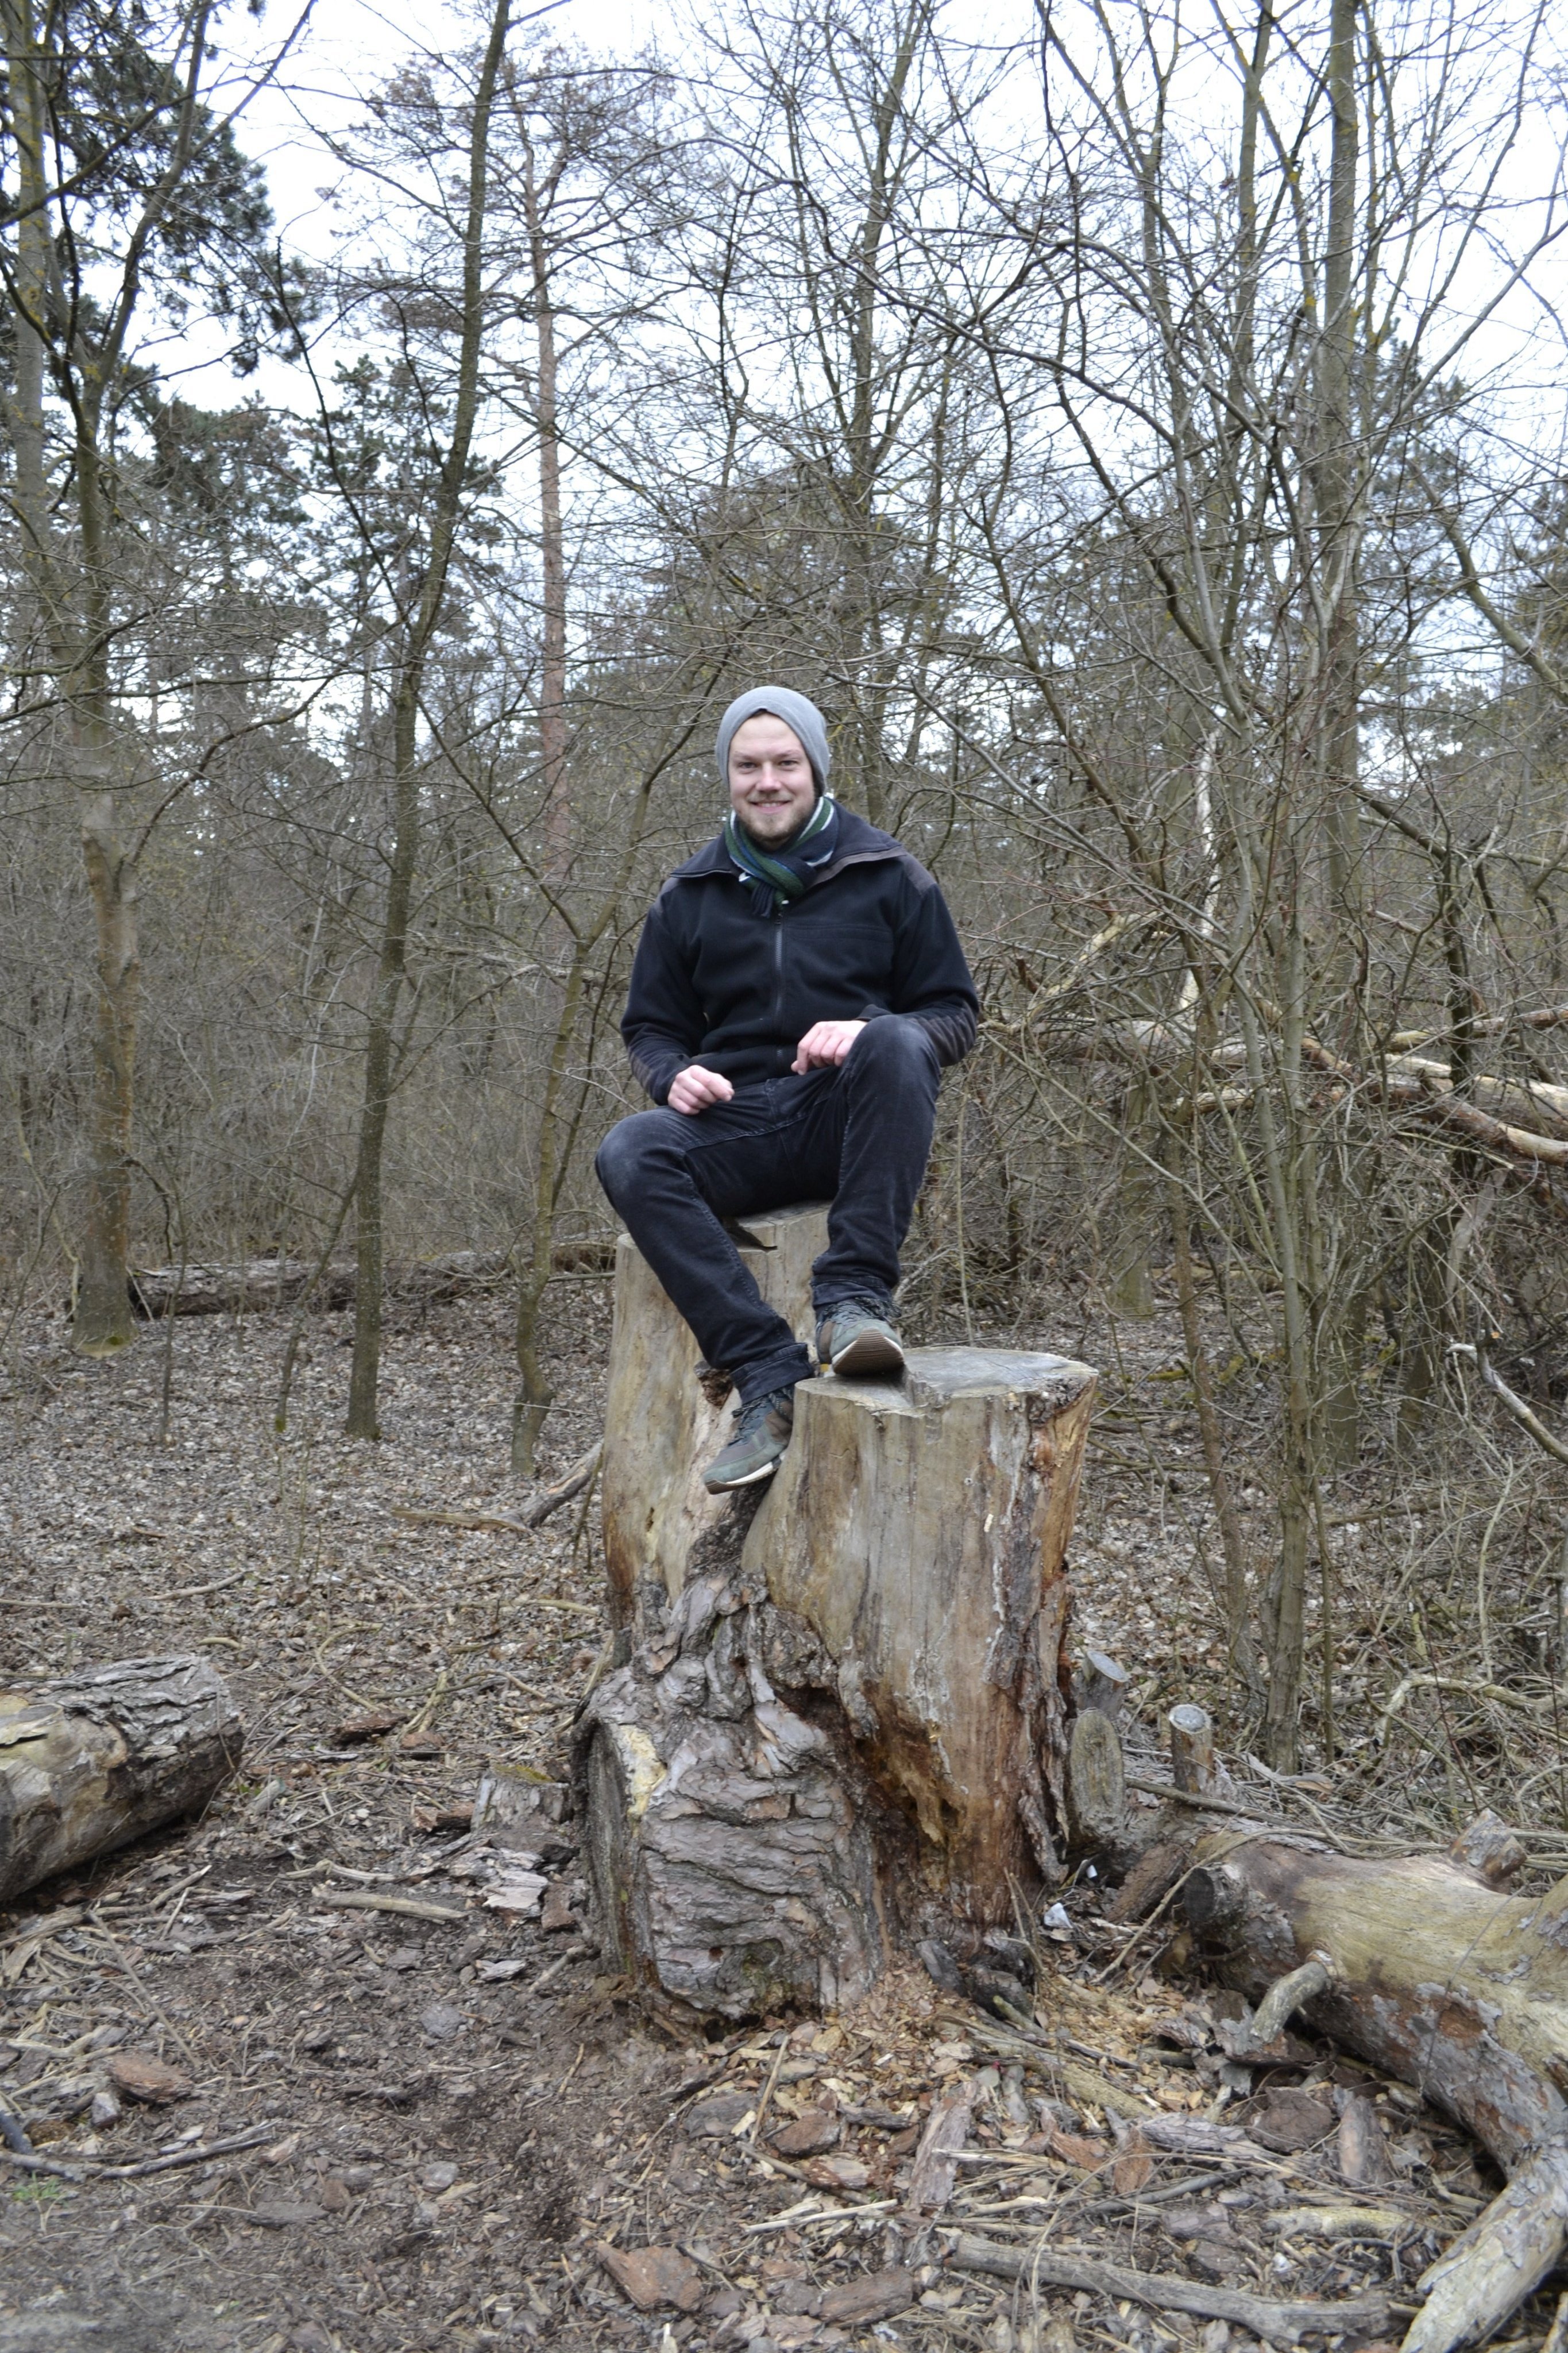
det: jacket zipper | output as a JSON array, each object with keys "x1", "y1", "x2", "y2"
[{"x1": 771, "y1": 904, "x2": 786, "y2": 1056}]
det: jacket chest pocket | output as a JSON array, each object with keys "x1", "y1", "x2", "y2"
[{"x1": 785, "y1": 918, "x2": 894, "y2": 1003}]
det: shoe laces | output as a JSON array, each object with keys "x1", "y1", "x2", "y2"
[{"x1": 736, "y1": 1386, "x2": 794, "y2": 1434}]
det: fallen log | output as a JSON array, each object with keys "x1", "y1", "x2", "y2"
[
  {"x1": 0, "y1": 1656, "x2": 243, "y2": 1903},
  {"x1": 1179, "y1": 1824, "x2": 1568, "y2": 2353},
  {"x1": 128, "y1": 1251, "x2": 487, "y2": 1317},
  {"x1": 126, "y1": 1241, "x2": 615, "y2": 1320}
]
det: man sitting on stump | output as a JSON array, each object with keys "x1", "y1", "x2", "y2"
[{"x1": 596, "y1": 685, "x2": 979, "y2": 1492}]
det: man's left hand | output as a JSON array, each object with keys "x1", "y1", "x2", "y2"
[{"x1": 793, "y1": 1019, "x2": 867, "y2": 1073}]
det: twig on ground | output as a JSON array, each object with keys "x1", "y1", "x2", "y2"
[
  {"x1": 146, "y1": 1573, "x2": 249, "y2": 1604},
  {"x1": 387, "y1": 1441, "x2": 603, "y2": 1538},
  {"x1": 747, "y1": 2031, "x2": 791, "y2": 2147},
  {"x1": 318, "y1": 1890, "x2": 469, "y2": 1924},
  {"x1": 743, "y1": 2197, "x2": 899, "y2": 2236},
  {"x1": 523, "y1": 1439, "x2": 604, "y2": 1527},
  {"x1": 0, "y1": 2123, "x2": 277, "y2": 2183},
  {"x1": 392, "y1": 1506, "x2": 534, "y2": 1534},
  {"x1": 943, "y1": 2229, "x2": 1391, "y2": 2335}
]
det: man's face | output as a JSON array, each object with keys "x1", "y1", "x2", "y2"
[{"x1": 727, "y1": 714, "x2": 817, "y2": 846}]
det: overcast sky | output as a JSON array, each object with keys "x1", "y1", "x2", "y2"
[
  {"x1": 175, "y1": 0, "x2": 1566, "y2": 447},
  {"x1": 234, "y1": 0, "x2": 670, "y2": 259}
]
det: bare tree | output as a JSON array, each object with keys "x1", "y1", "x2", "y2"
[
  {"x1": 300, "y1": 0, "x2": 517, "y2": 1439},
  {"x1": 1, "y1": 0, "x2": 303, "y2": 1350}
]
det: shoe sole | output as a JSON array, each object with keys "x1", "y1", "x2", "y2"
[
  {"x1": 829, "y1": 1328, "x2": 905, "y2": 1379},
  {"x1": 702, "y1": 1454, "x2": 784, "y2": 1494}
]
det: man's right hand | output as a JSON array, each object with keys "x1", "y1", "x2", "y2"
[{"x1": 667, "y1": 1064, "x2": 735, "y2": 1116}]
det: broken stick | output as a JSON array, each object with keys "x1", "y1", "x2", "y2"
[{"x1": 944, "y1": 2231, "x2": 1390, "y2": 2337}]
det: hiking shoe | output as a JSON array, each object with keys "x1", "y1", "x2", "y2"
[
  {"x1": 702, "y1": 1386, "x2": 796, "y2": 1492},
  {"x1": 816, "y1": 1300, "x2": 905, "y2": 1379}
]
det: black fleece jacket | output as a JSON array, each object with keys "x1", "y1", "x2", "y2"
[{"x1": 621, "y1": 806, "x2": 979, "y2": 1103}]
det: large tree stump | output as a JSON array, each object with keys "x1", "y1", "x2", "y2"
[
  {"x1": 0, "y1": 1656, "x2": 243, "y2": 1903},
  {"x1": 579, "y1": 1217, "x2": 1096, "y2": 2019}
]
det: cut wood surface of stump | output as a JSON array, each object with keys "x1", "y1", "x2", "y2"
[
  {"x1": 580, "y1": 1216, "x2": 1098, "y2": 2019},
  {"x1": 0, "y1": 1654, "x2": 244, "y2": 1903}
]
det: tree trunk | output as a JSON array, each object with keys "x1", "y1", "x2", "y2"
[
  {"x1": 343, "y1": 0, "x2": 513, "y2": 1437},
  {"x1": 581, "y1": 1215, "x2": 1096, "y2": 2019},
  {"x1": 508, "y1": 934, "x2": 598, "y2": 1475},
  {"x1": 1109, "y1": 1082, "x2": 1157, "y2": 1318},
  {"x1": 0, "y1": 1656, "x2": 243, "y2": 1903},
  {"x1": 3, "y1": 0, "x2": 138, "y2": 1356},
  {"x1": 75, "y1": 751, "x2": 140, "y2": 1356},
  {"x1": 1310, "y1": 0, "x2": 1366, "y2": 1468},
  {"x1": 520, "y1": 131, "x2": 570, "y2": 874},
  {"x1": 1165, "y1": 1163, "x2": 1260, "y2": 1693},
  {"x1": 1, "y1": 0, "x2": 49, "y2": 613},
  {"x1": 344, "y1": 742, "x2": 417, "y2": 1437}
]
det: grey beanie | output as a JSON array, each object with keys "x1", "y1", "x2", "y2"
[{"x1": 716, "y1": 686, "x2": 831, "y2": 796}]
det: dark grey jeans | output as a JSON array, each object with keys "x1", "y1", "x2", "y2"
[{"x1": 594, "y1": 1016, "x2": 941, "y2": 1403}]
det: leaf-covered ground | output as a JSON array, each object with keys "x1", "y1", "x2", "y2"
[{"x1": 0, "y1": 1287, "x2": 1554, "y2": 2352}]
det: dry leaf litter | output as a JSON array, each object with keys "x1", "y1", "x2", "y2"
[{"x1": 0, "y1": 1284, "x2": 1544, "y2": 2351}]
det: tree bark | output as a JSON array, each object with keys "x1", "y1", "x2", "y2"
[
  {"x1": 2, "y1": 0, "x2": 139, "y2": 1355},
  {"x1": 1311, "y1": 0, "x2": 1367, "y2": 1469},
  {"x1": 76, "y1": 742, "x2": 140, "y2": 1357},
  {"x1": 3, "y1": 1, "x2": 227, "y2": 1357},
  {"x1": 0, "y1": 1656, "x2": 243, "y2": 1903}
]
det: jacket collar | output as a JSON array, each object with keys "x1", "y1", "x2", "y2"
[{"x1": 670, "y1": 803, "x2": 902, "y2": 890}]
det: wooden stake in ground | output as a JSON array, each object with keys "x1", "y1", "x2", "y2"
[{"x1": 0, "y1": 1655, "x2": 242, "y2": 1903}]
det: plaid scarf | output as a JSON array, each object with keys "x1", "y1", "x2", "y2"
[{"x1": 723, "y1": 793, "x2": 839, "y2": 915}]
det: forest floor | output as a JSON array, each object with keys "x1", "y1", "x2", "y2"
[{"x1": 0, "y1": 1275, "x2": 1559, "y2": 2353}]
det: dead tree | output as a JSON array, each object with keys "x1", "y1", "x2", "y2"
[{"x1": 128, "y1": 1248, "x2": 516, "y2": 1319}]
